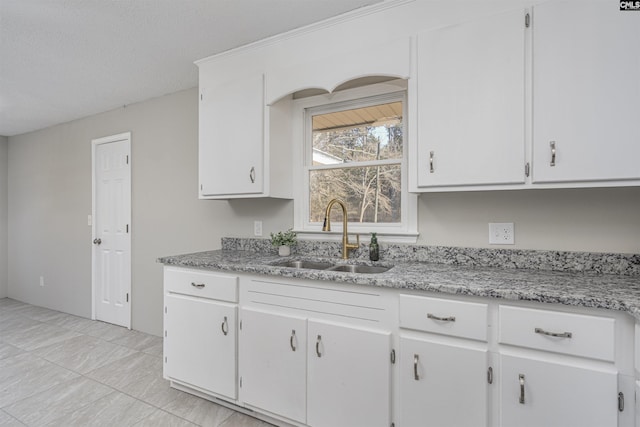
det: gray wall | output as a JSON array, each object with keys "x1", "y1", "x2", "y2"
[
  {"x1": 418, "y1": 188, "x2": 640, "y2": 253},
  {"x1": 6, "y1": 87, "x2": 640, "y2": 337},
  {"x1": 7, "y1": 88, "x2": 294, "y2": 335},
  {"x1": 0, "y1": 136, "x2": 7, "y2": 298}
]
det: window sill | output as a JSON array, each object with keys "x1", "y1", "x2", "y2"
[{"x1": 294, "y1": 230, "x2": 419, "y2": 244}]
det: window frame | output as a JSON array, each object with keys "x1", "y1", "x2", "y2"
[{"x1": 292, "y1": 80, "x2": 418, "y2": 243}]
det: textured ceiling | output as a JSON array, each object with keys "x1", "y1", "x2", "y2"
[{"x1": 0, "y1": 0, "x2": 383, "y2": 137}]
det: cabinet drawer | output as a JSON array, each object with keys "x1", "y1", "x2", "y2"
[
  {"x1": 399, "y1": 294, "x2": 488, "y2": 341},
  {"x1": 498, "y1": 306, "x2": 615, "y2": 361},
  {"x1": 164, "y1": 267, "x2": 238, "y2": 302}
]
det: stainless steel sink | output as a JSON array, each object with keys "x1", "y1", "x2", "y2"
[
  {"x1": 272, "y1": 260, "x2": 335, "y2": 270},
  {"x1": 270, "y1": 259, "x2": 392, "y2": 274},
  {"x1": 326, "y1": 264, "x2": 391, "y2": 274}
]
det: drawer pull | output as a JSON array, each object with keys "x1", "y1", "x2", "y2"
[
  {"x1": 427, "y1": 313, "x2": 456, "y2": 322},
  {"x1": 191, "y1": 282, "x2": 205, "y2": 289},
  {"x1": 535, "y1": 327, "x2": 572, "y2": 339},
  {"x1": 221, "y1": 316, "x2": 229, "y2": 336},
  {"x1": 316, "y1": 335, "x2": 322, "y2": 358},
  {"x1": 550, "y1": 141, "x2": 556, "y2": 166},
  {"x1": 290, "y1": 330, "x2": 297, "y2": 352},
  {"x1": 429, "y1": 151, "x2": 435, "y2": 173},
  {"x1": 519, "y1": 374, "x2": 525, "y2": 404},
  {"x1": 413, "y1": 354, "x2": 420, "y2": 381}
]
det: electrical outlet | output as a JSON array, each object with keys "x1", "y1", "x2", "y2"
[
  {"x1": 254, "y1": 221, "x2": 263, "y2": 237},
  {"x1": 489, "y1": 223, "x2": 515, "y2": 245}
]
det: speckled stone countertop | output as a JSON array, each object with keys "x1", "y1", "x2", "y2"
[{"x1": 158, "y1": 239, "x2": 640, "y2": 321}]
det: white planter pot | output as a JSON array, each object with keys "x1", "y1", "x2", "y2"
[{"x1": 278, "y1": 245, "x2": 291, "y2": 256}]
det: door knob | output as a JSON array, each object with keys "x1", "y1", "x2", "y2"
[{"x1": 93, "y1": 238, "x2": 102, "y2": 245}]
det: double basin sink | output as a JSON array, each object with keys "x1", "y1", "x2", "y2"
[{"x1": 271, "y1": 259, "x2": 392, "y2": 274}]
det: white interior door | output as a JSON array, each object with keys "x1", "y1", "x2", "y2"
[{"x1": 92, "y1": 132, "x2": 131, "y2": 328}]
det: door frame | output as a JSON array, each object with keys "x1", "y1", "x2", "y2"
[{"x1": 91, "y1": 131, "x2": 132, "y2": 328}]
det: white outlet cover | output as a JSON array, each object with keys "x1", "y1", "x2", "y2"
[
  {"x1": 489, "y1": 222, "x2": 514, "y2": 245},
  {"x1": 254, "y1": 221, "x2": 263, "y2": 237}
]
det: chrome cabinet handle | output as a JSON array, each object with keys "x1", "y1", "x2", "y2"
[
  {"x1": 429, "y1": 151, "x2": 435, "y2": 173},
  {"x1": 550, "y1": 141, "x2": 556, "y2": 167},
  {"x1": 221, "y1": 316, "x2": 229, "y2": 336},
  {"x1": 249, "y1": 166, "x2": 256, "y2": 183},
  {"x1": 290, "y1": 330, "x2": 297, "y2": 352},
  {"x1": 413, "y1": 354, "x2": 420, "y2": 380},
  {"x1": 427, "y1": 313, "x2": 456, "y2": 322},
  {"x1": 190, "y1": 282, "x2": 205, "y2": 289},
  {"x1": 93, "y1": 238, "x2": 102, "y2": 245},
  {"x1": 535, "y1": 327, "x2": 572, "y2": 339},
  {"x1": 315, "y1": 335, "x2": 322, "y2": 358},
  {"x1": 519, "y1": 374, "x2": 525, "y2": 404}
]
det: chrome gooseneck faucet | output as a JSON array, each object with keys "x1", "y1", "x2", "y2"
[{"x1": 322, "y1": 198, "x2": 359, "y2": 259}]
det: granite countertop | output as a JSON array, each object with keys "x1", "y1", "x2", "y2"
[{"x1": 158, "y1": 247, "x2": 640, "y2": 321}]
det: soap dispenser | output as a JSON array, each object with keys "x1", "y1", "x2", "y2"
[{"x1": 369, "y1": 233, "x2": 379, "y2": 261}]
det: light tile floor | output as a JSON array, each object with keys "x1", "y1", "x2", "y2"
[{"x1": 0, "y1": 298, "x2": 274, "y2": 427}]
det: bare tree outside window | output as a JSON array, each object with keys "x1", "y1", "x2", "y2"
[{"x1": 308, "y1": 101, "x2": 403, "y2": 224}]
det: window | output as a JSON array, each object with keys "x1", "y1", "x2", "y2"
[
  {"x1": 309, "y1": 100, "x2": 403, "y2": 224},
  {"x1": 292, "y1": 81, "x2": 418, "y2": 241}
]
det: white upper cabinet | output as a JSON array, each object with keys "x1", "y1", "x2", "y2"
[
  {"x1": 265, "y1": 37, "x2": 411, "y2": 105},
  {"x1": 199, "y1": 69, "x2": 265, "y2": 197},
  {"x1": 415, "y1": 9, "x2": 526, "y2": 188},
  {"x1": 197, "y1": 60, "x2": 293, "y2": 200},
  {"x1": 532, "y1": 2, "x2": 640, "y2": 184}
]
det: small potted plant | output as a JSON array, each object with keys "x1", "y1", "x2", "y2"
[{"x1": 271, "y1": 229, "x2": 297, "y2": 256}]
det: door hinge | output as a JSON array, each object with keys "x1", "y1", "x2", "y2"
[
  {"x1": 239, "y1": 320, "x2": 242, "y2": 331},
  {"x1": 164, "y1": 330, "x2": 167, "y2": 338},
  {"x1": 126, "y1": 155, "x2": 129, "y2": 165},
  {"x1": 618, "y1": 392, "x2": 625, "y2": 412},
  {"x1": 126, "y1": 224, "x2": 129, "y2": 233},
  {"x1": 239, "y1": 377, "x2": 243, "y2": 388},
  {"x1": 164, "y1": 356, "x2": 167, "y2": 363},
  {"x1": 391, "y1": 423, "x2": 395, "y2": 427},
  {"x1": 525, "y1": 162, "x2": 530, "y2": 177},
  {"x1": 390, "y1": 349, "x2": 396, "y2": 364},
  {"x1": 487, "y1": 367, "x2": 493, "y2": 384},
  {"x1": 525, "y1": 12, "x2": 530, "y2": 28},
  {"x1": 126, "y1": 293, "x2": 129, "y2": 303},
  {"x1": 164, "y1": 306, "x2": 167, "y2": 314},
  {"x1": 200, "y1": 93, "x2": 203, "y2": 101}
]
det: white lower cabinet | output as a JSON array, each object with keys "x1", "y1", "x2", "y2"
[
  {"x1": 499, "y1": 304, "x2": 623, "y2": 427},
  {"x1": 398, "y1": 294, "x2": 490, "y2": 427},
  {"x1": 163, "y1": 269, "x2": 635, "y2": 427},
  {"x1": 500, "y1": 354, "x2": 618, "y2": 427},
  {"x1": 163, "y1": 267, "x2": 238, "y2": 399},
  {"x1": 239, "y1": 308, "x2": 307, "y2": 423},
  {"x1": 399, "y1": 336, "x2": 489, "y2": 427},
  {"x1": 239, "y1": 308, "x2": 391, "y2": 427},
  {"x1": 164, "y1": 294, "x2": 237, "y2": 399},
  {"x1": 306, "y1": 320, "x2": 391, "y2": 427}
]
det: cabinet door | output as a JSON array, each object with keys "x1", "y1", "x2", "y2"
[
  {"x1": 532, "y1": 2, "x2": 640, "y2": 183},
  {"x1": 416, "y1": 9, "x2": 525, "y2": 188},
  {"x1": 500, "y1": 354, "x2": 618, "y2": 427},
  {"x1": 164, "y1": 294, "x2": 237, "y2": 399},
  {"x1": 399, "y1": 336, "x2": 489, "y2": 427},
  {"x1": 199, "y1": 73, "x2": 264, "y2": 197},
  {"x1": 239, "y1": 308, "x2": 307, "y2": 424},
  {"x1": 307, "y1": 320, "x2": 391, "y2": 427}
]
